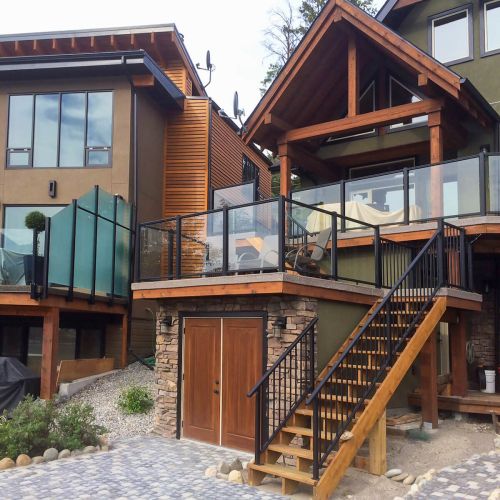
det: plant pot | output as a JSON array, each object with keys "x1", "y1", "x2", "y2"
[{"x1": 23, "y1": 255, "x2": 44, "y2": 285}]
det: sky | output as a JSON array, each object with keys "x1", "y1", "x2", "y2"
[{"x1": 0, "y1": 0, "x2": 386, "y2": 118}]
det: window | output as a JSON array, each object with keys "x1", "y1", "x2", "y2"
[
  {"x1": 3, "y1": 205, "x2": 63, "y2": 253},
  {"x1": 389, "y1": 77, "x2": 428, "y2": 130},
  {"x1": 7, "y1": 91, "x2": 113, "y2": 168},
  {"x1": 242, "y1": 154, "x2": 258, "y2": 182},
  {"x1": 484, "y1": 0, "x2": 500, "y2": 54},
  {"x1": 430, "y1": 7, "x2": 473, "y2": 64}
]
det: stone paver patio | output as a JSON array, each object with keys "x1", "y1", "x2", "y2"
[
  {"x1": 406, "y1": 450, "x2": 500, "y2": 499},
  {"x1": 0, "y1": 435, "x2": 284, "y2": 500}
]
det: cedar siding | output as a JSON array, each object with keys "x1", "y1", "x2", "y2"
[{"x1": 210, "y1": 108, "x2": 272, "y2": 199}]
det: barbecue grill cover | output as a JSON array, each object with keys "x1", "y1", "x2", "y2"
[{"x1": 0, "y1": 357, "x2": 40, "y2": 413}]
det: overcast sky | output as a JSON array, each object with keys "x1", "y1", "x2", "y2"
[{"x1": 0, "y1": 0, "x2": 385, "y2": 117}]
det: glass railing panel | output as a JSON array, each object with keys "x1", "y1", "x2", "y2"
[
  {"x1": 291, "y1": 184, "x2": 341, "y2": 207},
  {"x1": 97, "y1": 188, "x2": 115, "y2": 220},
  {"x1": 487, "y1": 155, "x2": 500, "y2": 213},
  {"x1": 114, "y1": 225, "x2": 131, "y2": 297},
  {"x1": 228, "y1": 200, "x2": 279, "y2": 272},
  {"x1": 73, "y1": 209, "x2": 95, "y2": 293},
  {"x1": 410, "y1": 157, "x2": 480, "y2": 221},
  {"x1": 95, "y1": 217, "x2": 113, "y2": 296},
  {"x1": 213, "y1": 181, "x2": 255, "y2": 209},
  {"x1": 345, "y1": 171, "x2": 406, "y2": 227},
  {"x1": 0, "y1": 229, "x2": 36, "y2": 285},
  {"x1": 180, "y1": 211, "x2": 223, "y2": 278},
  {"x1": 117, "y1": 197, "x2": 132, "y2": 229},
  {"x1": 139, "y1": 220, "x2": 176, "y2": 281}
]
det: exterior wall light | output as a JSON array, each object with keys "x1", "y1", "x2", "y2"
[
  {"x1": 270, "y1": 317, "x2": 287, "y2": 339},
  {"x1": 162, "y1": 315, "x2": 174, "y2": 327}
]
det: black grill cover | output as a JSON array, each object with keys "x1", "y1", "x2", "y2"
[{"x1": 0, "y1": 357, "x2": 40, "y2": 414}]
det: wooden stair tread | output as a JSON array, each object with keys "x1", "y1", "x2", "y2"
[
  {"x1": 327, "y1": 378, "x2": 381, "y2": 386},
  {"x1": 268, "y1": 443, "x2": 313, "y2": 460},
  {"x1": 319, "y1": 394, "x2": 371, "y2": 404},
  {"x1": 249, "y1": 462, "x2": 317, "y2": 486},
  {"x1": 282, "y1": 425, "x2": 313, "y2": 437},
  {"x1": 296, "y1": 407, "x2": 361, "y2": 420}
]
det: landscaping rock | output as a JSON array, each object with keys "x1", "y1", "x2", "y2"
[
  {"x1": 489, "y1": 488, "x2": 500, "y2": 500},
  {"x1": 340, "y1": 431, "x2": 353, "y2": 442},
  {"x1": 229, "y1": 458, "x2": 243, "y2": 471},
  {"x1": 494, "y1": 434, "x2": 500, "y2": 449},
  {"x1": 217, "y1": 461, "x2": 231, "y2": 474},
  {"x1": 71, "y1": 450, "x2": 83, "y2": 457},
  {"x1": 32, "y1": 457, "x2": 45, "y2": 465},
  {"x1": 101, "y1": 445, "x2": 109, "y2": 452},
  {"x1": 385, "y1": 468, "x2": 403, "y2": 478},
  {"x1": 228, "y1": 470, "x2": 244, "y2": 484},
  {"x1": 392, "y1": 472, "x2": 409, "y2": 482},
  {"x1": 204, "y1": 466, "x2": 217, "y2": 478},
  {"x1": 83, "y1": 446, "x2": 96, "y2": 454},
  {"x1": 242, "y1": 461, "x2": 249, "y2": 470},
  {"x1": 403, "y1": 474, "x2": 416, "y2": 485},
  {"x1": 43, "y1": 448, "x2": 59, "y2": 462},
  {"x1": 242, "y1": 469, "x2": 249, "y2": 483},
  {"x1": 58, "y1": 449, "x2": 71, "y2": 459},
  {"x1": 99, "y1": 435, "x2": 109, "y2": 446},
  {"x1": 16, "y1": 455, "x2": 32, "y2": 467},
  {"x1": 216, "y1": 472, "x2": 229, "y2": 480},
  {"x1": 0, "y1": 457, "x2": 15, "y2": 470}
]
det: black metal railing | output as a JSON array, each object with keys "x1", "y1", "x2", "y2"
[
  {"x1": 247, "y1": 317, "x2": 318, "y2": 465},
  {"x1": 305, "y1": 220, "x2": 469, "y2": 480}
]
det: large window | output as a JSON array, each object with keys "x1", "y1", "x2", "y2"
[
  {"x1": 430, "y1": 7, "x2": 473, "y2": 64},
  {"x1": 389, "y1": 77, "x2": 428, "y2": 130},
  {"x1": 7, "y1": 91, "x2": 113, "y2": 168},
  {"x1": 483, "y1": 0, "x2": 500, "y2": 54},
  {"x1": 242, "y1": 154, "x2": 258, "y2": 183}
]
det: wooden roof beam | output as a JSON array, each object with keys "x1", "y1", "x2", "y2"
[
  {"x1": 264, "y1": 113, "x2": 293, "y2": 132},
  {"x1": 284, "y1": 98, "x2": 443, "y2": 143},
  {"x1": 287, "y1": 144, "x2": 333, "y2": 181},
  {"x1": 347, "y1": 33, "x2": 359, "y2": 117},
  {"x1": 14, "y1": 40, "x2": 25, "y2": 56},
  {"x1": 51, "y1": 38, "x2": 61, "y2": 53}
]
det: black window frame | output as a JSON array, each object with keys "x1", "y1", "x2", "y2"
[
  {"x1": 6, "y1": 90, "x2": 114, "y2": 169},
  {"x1": 428, "y1": 4, "x2": 474, "y2": 66},
  {"x1": 242, "y1": 154, "x2": 259, "y2": 184},
  {"x1": 481, "y1": 0, "x2": 500, "y2": 57}
]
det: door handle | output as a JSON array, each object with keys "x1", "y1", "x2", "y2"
[
  {"x1": 214, "y1": 389, "x2": 220, "y2": 395},
  {"x1": 215, "y1": 380, "x2": 220, "y2": 385}
]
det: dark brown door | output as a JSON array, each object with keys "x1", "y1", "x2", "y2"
[
  {"x1": 221, "y1": 318, "x2": 262, "y2": 451},
  {"x1": 183, "y1": 318, "x2": 221, "y2": 445}
]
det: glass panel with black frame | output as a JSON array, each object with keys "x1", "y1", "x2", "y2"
[
  {"x1": 389, "y1": 77, "x2": 428, "y2": 130},
  {"x1": 7, "y1": 95, "x2": 33, "y2": 167},
  {"x1": 60, "y1": 93, "x2": 86, "y2": 167},
  {"x1": 487, "y1": 155, "x2": 500, "y2": 213},
  {"x1": 410, "y1": 157, "x2": 481, "y2": 221},
  {"x1": 291, "y1": 184, "x2": 341, "y2": 230},
  {"x1": 485, "y1": 0, "x2": 500, "y2": 53},
  {"x1": 33, "y1": 94, "x2": 60, "y2": 168},
  {"x1": 432, "y1": 9, "x2": 470, "y2": 64},
  {"x1": 228, "y1": 200, "x2": 279, "y2": 272},
  {"x1": 86, "y1": 92, "x2": 113, "y2": 166}
]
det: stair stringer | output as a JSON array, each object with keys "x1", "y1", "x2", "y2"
[{"x1": 313, "y1": 296, "x2": 447, "y2": 500}]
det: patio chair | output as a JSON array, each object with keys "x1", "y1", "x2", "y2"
[
  {"x1": 237, "y1": 235, "x2": 279, "y2": 271},
  {"x1": 285, "y1": 227, "x2": 332, "y2": 276}
]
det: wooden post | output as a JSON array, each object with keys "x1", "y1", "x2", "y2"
[
  {"x1": 368, "y1": 410, "x2": 387, "y2": 475},
  {"x1": 40, "y1": 307, "x2": 60, "y2": 400},
  {"x1": 419, "y1": 329, "x2": 439, "y2": 428},
  {"x1": 429, "y1": 111, "x2": 444, "y2": 218},
  {"x1": 450, "y1": 310, "x2": 468, "y2": 397},
  {"x1": 121, "y1": 314, "x2": 129, "y2": 369},
  {"x1": 347, "y1": 33, "x2": 359, "y2": 117},
  {"x1": 278, "y1": 142, "x2": 292, "y2": 197}
]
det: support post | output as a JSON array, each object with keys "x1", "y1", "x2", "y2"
[
  {"x1": 450, "y1": 311, "x2": 468, "y2": 397},
  {"x1": 121, "y1": 314, "x2": 128, "y2": 369},
  {"x1": 347, "y1": 33, "x2": 359, "y2": 117},
  {"x1": 278, "y1": 142, "x2": 292, "y2": 198},
  {"x1": 40, "y1": 307, "x2": 60, "y2": 400},
  {"x1": 429, "y1": 112, "x2": 444, "y2": 218},
  {"x1": 368, "y1": 410, "x2": 387, "y2": 475},
  {"x1": 419, "y1": 329, "x2": 439, "y2": 428}
]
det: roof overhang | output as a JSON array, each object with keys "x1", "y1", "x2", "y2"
[
  {"x1": 0, "y1": 50, "x2": 185, "y2": 110},
  {"x1": 376, "y1": 0, "x2": 425, "y2": 23}
]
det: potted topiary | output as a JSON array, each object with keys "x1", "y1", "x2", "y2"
[{"x1": 23, "y1": 211, "x2": 46, "y2": 285}]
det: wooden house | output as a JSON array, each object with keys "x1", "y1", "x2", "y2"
[
  {"x1": 0, "y1": 25, "x2": 270, "y2": 400},
  {"x1": 133, "y1": 0, "x2": 500, "y2": 497}
]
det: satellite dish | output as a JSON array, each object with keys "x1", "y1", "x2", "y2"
[
  {"x1": 196, "y1": 49, "x2": 215, "y2": 88},
  {"x1": 206, "y1": 50, "x2": 212, "y2": 71},
  {"x1": 233, "y1": 92, "x2": 239, "y2": 121}
]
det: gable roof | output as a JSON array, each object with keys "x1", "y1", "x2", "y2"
[
  {"x1": 244, "y1": 0, "x2": 497, "y2": 146},
  {"x1": 376, "y1": 0, "x2": 425, "y2": 23}
]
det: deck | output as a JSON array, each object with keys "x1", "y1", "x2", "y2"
[{"x1": 409, "y1": 390, "x2": 500, "y2": 415}]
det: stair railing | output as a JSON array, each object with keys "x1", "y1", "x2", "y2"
[
  {"x1": 247, "y1": 317, "x2": 318, "y2": 465},
  {"x1": 306, "y1": 220, "x2": 468, "y2": 480}
]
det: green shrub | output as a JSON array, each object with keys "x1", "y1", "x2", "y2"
[
  {"x1": 53, "y1": 403, "x2": 107, "y2": 451},
  {"x1": 118, "y1": 386, "x2": 154, "y2": 414},
  {"x1": 0, "y1": 396, "x2": 106, "y2": 459}
]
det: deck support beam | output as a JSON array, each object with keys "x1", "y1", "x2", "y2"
[
  {"x1": 40, "y1": 307, "x2": 60, "y2": 400},
  {"x1": 450, "y1": 311, "x2": 468, "y2": 397},
  {"x1": 278, "y1": 142, "x2": 292, "y2": 197},
  {"x1": 419, "y1": 329, "x2": 439, "y2": 428},
  {"x1": 347, "y1": 33, "x2": 359, "y2": 117},
  {"x1": 121, "y1": 314, "x2": 129, "y2": 368},
  {"x1": 429, "y1": 111, "x2": 444, "y2": 218},
  {"x1": 368, "y1": 410, "x2": 387, "y2": 475}
]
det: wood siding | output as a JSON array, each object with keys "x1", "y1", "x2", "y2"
[
  {"x1": 164, "y1": 60, "x2": 190, "y2": 95},
  {"x1": 210, "y1": 109, "x2": 272, "y2": 199}
]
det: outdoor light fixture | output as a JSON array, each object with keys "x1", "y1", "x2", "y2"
[
  {"x1": 268, "y1": 317, "x2": 286, "y2": 339},
  {"x1": 162, "y1": 315, "x2": 174, "y2": 327}
]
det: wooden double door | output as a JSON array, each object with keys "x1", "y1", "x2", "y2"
[{"x1": 183, "y1": 317, "x2": 263, "y2": 451}]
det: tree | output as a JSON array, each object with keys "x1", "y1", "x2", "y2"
[{"x1": 261, "y1": 0, "x2": 377, "y2": 93}]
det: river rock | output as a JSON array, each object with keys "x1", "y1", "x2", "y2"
[
  {"x1": 228, "y1": 470, "x2": 244, "y2": 484},
  {"x1": 0, "y1": 457, "x2": 15, "y2": 470},
  {"x1": 16, "y1": 454, "x2": 32, "y2": 467},
  {"x1": 58, "y1": 449, "x2": 71, "y2": 459},
  {"x1": 229, "y1": 458, "x2": 243, "y2": 471},
  {"x1": 32, "y1": 456, "x2": 45, "y2": 465},
  {"x1": 83, "y1": 446, "x2": 96, "y2": 454},
  {"x1": 392, "y1": 473, "x2": 409, "y2": 482},
  {"x1": 205, "y1": 466, "x2": 217, "y2": 478},
  {"x1": 385, "y1": 468, "x2": 403, "y2": 478},
  {"x1": 43, "y1": 448, "x2": 58, "y2": 462},
  {"x1": 403, "y1": 474, "x2": 416, "y2": 485},
  {"x1": 217, "y1": 461, "x2": 231, "y2": 474}
]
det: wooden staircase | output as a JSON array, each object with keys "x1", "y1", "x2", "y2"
[
  {"x1": 247, "y1": 221, "x2": 467, "y2": 498},
  {"x1": 248, "y1": 296, "x2": 446, "y2": 497}
]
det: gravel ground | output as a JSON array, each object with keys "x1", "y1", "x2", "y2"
[{"x1": 60, "y1": 362, "x2": 155, "y2": 441}]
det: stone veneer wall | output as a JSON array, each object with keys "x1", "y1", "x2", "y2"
[
  {"x1": 469, "y1": 290, "x2": 496, "y2": 368},
  {"x1": 153, "y1": 295, "x2": 318, "y2": 438}
]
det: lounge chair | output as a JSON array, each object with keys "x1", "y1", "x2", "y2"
[
  {"x1": 286, "y1": 227, "x2": 332, "y2": 276},
  {"x1": 237, "y1": 235, "x2": 279, "y2": 271}
]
